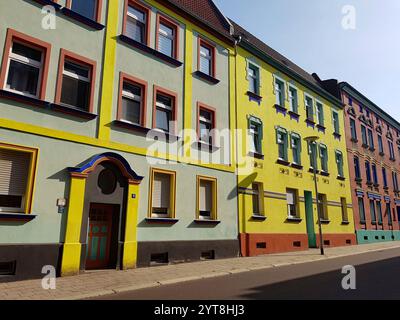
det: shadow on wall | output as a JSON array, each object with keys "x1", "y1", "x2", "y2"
[{"x1": 227, "y1": 172, "x2": 258, "y2": 201}]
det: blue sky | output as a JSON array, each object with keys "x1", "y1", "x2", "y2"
[{"x1": 214, "y1": 0, "x2": 400, "y2": 122}]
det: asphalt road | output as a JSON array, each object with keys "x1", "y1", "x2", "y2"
[{"x1": 94, "y1": 247, "x2": 400, "y2": 300}]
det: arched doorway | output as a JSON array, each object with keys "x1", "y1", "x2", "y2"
[{"x1": 61, "y1": 153, "x2": 143, "y2": 276}]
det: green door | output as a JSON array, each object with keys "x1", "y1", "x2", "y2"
[{"x1": 304, "y1": 191, "x2": 317, "y2": 248}]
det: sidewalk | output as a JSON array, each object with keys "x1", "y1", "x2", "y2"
[{"x1": 1, "y1": 241, "x2": 400, "y2": 300}]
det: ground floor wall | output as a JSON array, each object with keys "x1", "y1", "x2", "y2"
[{"x1": 356, "y1": 230, "x2": 400, "y2": 244}]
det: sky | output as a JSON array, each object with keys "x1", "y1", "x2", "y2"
[{"x1": 214, "y1": 0, "x2": 400, "y2": 122}]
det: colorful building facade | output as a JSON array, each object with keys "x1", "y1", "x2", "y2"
[
  {"x1": 0, "y1": 0, "x2": 239, "y2": 281},
  {"x1": 316, "y1": 79, "x2": 400, "y2": 243},
  {"x1": 232, "y1": 22, "x2": 356, "y2": 257}
]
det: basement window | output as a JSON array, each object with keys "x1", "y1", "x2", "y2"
[
  {"x1": 0, "y1": 261, "x2": 16, "y2": 276},
  {"x1": 293, "y1": 241, "x2": 301, "y2": 248},
  {"x1": 256, "y1": 242, "x2": 267, "y2": 249},
  {"x1": 201, "y1": 250, "x2": 215, "y2": 260},
  {"x1": 150, "y1": 253, "x2": 169, "y2": 266}
]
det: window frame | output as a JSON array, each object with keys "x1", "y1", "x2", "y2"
[
  {"x1": 286, "y1": 188, "x2": 299, "y2": 219},
  {"x1": 273, "y1": 75, "x2": 285, "y2": 107},
  {"x1": 0, "y1": 142, "x2": 38, "y2": 214},
  {"x1": 197, "y1": 102, "x2": 216, "y2": 146},
  {"x1": 156, "y1": 13, "x2": 180, "y2": 60},
  {"x1": 335, "y1": 150, "x2": 344, "y2": 178},
  {"x1": 304, "y1": 93, "x2": 314, "y2": 122},
  {"x1": 290, "y1": 132, "x2": 302, "y2": 166},
  {"x1": 367, "y1": 128, "x2": 375, "y2": 149},
  {"x1": 122, "y1": 0, "x2": 151, "y2": 46},
  {"x1": 349, "y1": 118, "x2": 357, "y2": 141},
  {"x1": 65, "y1": 0, "x2": 103, "y2": 23},
  {"x1": 196, "y1": 175, "x2": 218, "y2": 221},
  {"x1": 55, "y1": 49, "x2": 97, "y2": 113},
  {"x1": 288, "y1": 84, "x2": 299, "y2": 113},
  {"x1": 251, "y1": 182, "x2": 264, "y2": 216},
  {"x1": 319, "y1": 143, "x2": 328, "y2": 173},
  {"x1": 341, "y1": 197, "x2": 349, "y2": 223},
  {"x1": 332, "y1": 110, "x2": 340, "y2": 134},
  {"x1": 276, "y1": 127, "x2": 289, "y2": 162},
  {"x1": 246, "y1": 60, "x2": 260, "y2": 95},
  {"x1": 361, "y1": 125, "x2": 368, "y2": 146},
  {"x1": 117, "y1": 72, "x2": 148, "y2": 127},
  {"x1": 197, "y1": 37, "x2": 216, "y2": 78},
  {"x1": 0, "y1": 28, "x2": 51, "y2": 100},
  {"x1": 152, "y1": 85, "x2": 178, "y2": 135},
  {"x1": 358, "y1": 197, "x2": 366, "y2": 223},
  {"x1": 148, "y1": 167, "x2": 176, "y2": 219},
  {"x1": 354, "y1": 156, "x2": 361, "y2": 179},
  {"x1": 316, "y1": 100, "x2": 324, "y2": 126}
]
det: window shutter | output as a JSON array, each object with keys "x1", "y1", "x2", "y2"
[
  {"x1": 0, "y1": 149, "x2": 30, "y2": 196},
  {"x1": 199, "y1": 180, "x2": 212, "y2": 212},
  {"x1": 152, "y1": 173, "x2": 170, "y2": 209}
]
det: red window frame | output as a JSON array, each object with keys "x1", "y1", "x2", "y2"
[
  {"x1": 55, "y1": 49, "x2": 97, "y2": 113},
  {"x1": 152, "y1": 85, "x2": 178, "y2": 135},
  {"x1": 156, "y1": 14, "x2": 180, "y2": 60},
  {"x1": 117, "y1": 72, "x2": 148, "y2": 127},
  {"x1": 0, "y1": 28, "x2": 51, "y2": 100},
  {"x1": 122, "y1": 0, "x2": 151, "y2": 46},
  {"x1": 197, "y1": 102, "x2": 216, "y2": 145},
  {"x1": 198, "y1": 38, "x2": 216, "y2": 78},
  {"x1": 64, "y1": 0, "x2": 103, "y2": 23}
]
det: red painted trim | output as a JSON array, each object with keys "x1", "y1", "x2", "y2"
[
  {"x1": 0, "y1": 28, "x2": 51, "y2": 101},
  {"x1": 152, "y1": 85, "x2": 178, "y2": 135},
  {"x1": 196, "y1": 102, "x2": 216, "y2": 143},
  {"x1": 65, "y1": 0, "x2": 103, "y2": 23},
  {"x1": 117, "y1": 72, "x2": 148, "y2": 127},
  {"x1": 197, "y1": 37, "x2": 216, "y2": 78},
  {"x1": 122, "y1": 0, "x2": 151, "y2": 46},
  {"x1": 55, "y1": 48, "x2": 97, "y2": 113},
  {"x1": 155, "y1": 13, "x2": 180, "y2": 60}
]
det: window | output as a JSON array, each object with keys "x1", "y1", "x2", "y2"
[
  {"x1": 387, "y1": 204, "x2": 393, "y2": 225},
  {"x1": 197, "y1": 176, "x2": 217, "y2": 220},
  {"x1": 0, "y1": 145, "x2": 37, "y2": 213},
  {"x1": 247, "y1": 63, "x2": 259, "y2": 95},
  {"x1": 252, "y1": 183, "x2": 263, "y2": 216},
  {"x1": 341, "y1": 197, "x2": 348, "y2": 222},
  {"x1": 372, "y1": 164, "x2": 378, "y2": 185},
  {"x1": 332, "y1": 111, "x2": 340, "y2": 134},
  {"x1": 153, "y1": 87, "x2": 177, "y2": 134},
  {"x1": 316, "y1": 102, "x2": 324, "y2": 126},
  {"x1": 367, "y1": 129, "x2": 374, "y2": 150},
  {"x1": 335, "y1": 150, "x2": 344, "y2": 178},
  {"x1": 56, "y1": 50, "x2": 96, "y2": 112},
  {"x1": 383, "y1": 167, "x2": 388, "y2": 188},
  {"x1": 198, "y1": 104, "x2": 215, "y2": 145},
  {"x1": 288, "y1": 86, "x2": 298, "y2": 113},
  {"x1": 305, "y1": 95, "x2": 314, "y2": 121},
  {"x1": 365, "y1": 161, "x2": 372, "y2": 183},
  {"x1": 317, "y1": 193, "x2": 328, "y2": 220},
  {"x1": 274, "y1": 77, "x2": 285, "y2": 107},
  {"x1": 376, "y1": 201, "x2": 383, "y2": 225},
  {"x1": 378, "y1": 135, "x2": 384, "y2": 154},
  {"x1": 287, "y1": 189, "x2": 299, "y2": 218},
  {"x1": 150, "y1": 169, "x2": 175, "y2": 218},
  {"x1": 118, "y1": 73, "x2": 147, "y2": 126},
  {"x1": 276, "y1": 127, "x2": 288, "y2": 161},
  {"x1": 358, "y1": 197, "x2": 366, "y2": 222},
  {"x1": 349, "y1": 118, "x2": 357, "y2": 141},
  {"x1": 157, "y1": 15, "x2": 179, "y2": 59},
  {"x1": 309, "y1": 142, "x2": 318, "y2": 170},
  {"x1": 198, "y1": 38, "x2": 215, "y2": 77},
  {"x1": 354, "y1": 156, "x2": 361, "y2": 179},
  {"x1": 248, "y1": 118, "x2": 262, "y2": 155},
  {"x1": 361, "y1": 125, "x2": 368, "y2": 146},
  {"x1": 370, "y1": 200, "x2": 376, "y2": 223},
  {"x1": 1, "y1": 29, "x2": 51, "y2": 100},
  {"x1": 291, "y1": 133, "x2": 301, "y2": 165},
  {"x1": 319, "y1": 144, "x2": 328, "y2": 173},
  {"x1": 392, "y1": 172, "x2": 399, "y2": 191},
  {"x1": 67, "y1": 0, "x2": 101, "y2": 21},
  {"x1": 389, "y1": 141, "x2": 395, "y2": 160},
  {"x1": 124, "y1": 1, "x2": 150, "y2": 45}
]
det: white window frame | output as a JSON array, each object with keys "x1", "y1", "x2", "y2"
[
  {"x1": 276, "y1": 127, "x2": 288, "y2": 161},
  {"x1": 288, "y1": 83, "x2": 298, "y2": 113},
  {"x1": 286, "y1": 189, "x2": 298, "y2": 219},
  {"x1": 332, "y1": 109, "x2": 340, "y2": 134},
  {"x1": 199, "y1": 109, "x2": 213, "y2": 144},
  {"x1": 273, "y1": 74, "x2": 285, "y2": 107},
  {"x1": 126, "y1": 4, "x2": 147, "y2": 42},
  {"x1": 246, "y1": 58, "x2": 261, "y2": 94},
  {"x1": 319, "y1": 143, "x2": 328, "y2": 173},
  {"x1": 4, "y1": 41, "x2": 44, "y2": 99},
  {"x1": 304, "y1": 93, "x2": 314, "y2": 121},
  {"x1": 315, "y1": 100, "x2": 324, "y2": 126},
  {"x1": 199, "y1": 43, "x2": 212, "y2": 75},
  {"x1": 155, "y1": 94, "x2": 173, "y2": 133},
  {"x1": 291, "y1": 132, "x2": 301, "y2": 165},
  {"x1": 158, "y1": 21, "x2": 175, "y2": 57},
  {"x1": 120, "y1": 82, "x2": 142, "y2": 124}
]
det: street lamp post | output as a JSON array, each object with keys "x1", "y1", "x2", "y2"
[{"x1": 304, "y1": 136, "x2": 324, "y2": 256}]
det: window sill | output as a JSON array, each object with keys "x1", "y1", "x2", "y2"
[
  {"x1": 350, "y1": 138, "x2": 358, "y2": 143},
  {"x1": 248, "y1": 152, "x2": 264, "y2": 160},
  {"x1": 366, "y1": 181, "x2": 374, "y2": 187},
  {"x1": 0, "y1": 213, "x2": 37, "y2": 221},
  {"x1": 333, "y1": 133, "x2": 341, "y2": 140},
  {"x1": 341, "y1": 221, "x2": 350, "y2": 225},
  {"x1": 60, "y1": 7, "x2": 105, "y2": 30},
  {"x1": 251, "y1": 215, "x2": 267, "y2": 221},
  {"x1": 246, "y1": 91, "x2": 262, "y2": 103},
  {"x1": 288, "y1": 111, "x2": 300, "y2": 121},
  {"x1": 384, "y1": 186, "x2": 389, "y2": 191},
  {"x1": 355, "y1": 178, "x2": 363, "y2": 183},
  {"x1": 390, "y1": 157, "x2": 396, "y2": 162},
  {"x1": 286, "y1": 217, "x2": 302, "y2": 223},
  {"x1": 113, "y1": 120, "x2": 150, "y2": 134},
  {"x1": 51, "y1": 103, "x2": 98, "y2": 120},
  {"x1": 194, "y1": 219, "x2": 221, "y2": 225},
  {"x1": 31, "y1": 0, "x2": 62, "y2": 10},
  {"x1": 274, "y1": 104, "x2": 287, "y2": 114},
  {"x1": 360, "y1": 220, "x2": 367, "y2": 225},
  {"x1": 193, "y1": 71, "x2": 220, "y2": 84},
  {"x1": 145, "y1": 218, "x2": 179, "y2": 224},
  {"x1": 373, "y1": 184, "x2": 380, "y2": 188},
  {"x1": 361, "y1": 143, "x2": 369, "y2": 149},
  {"x1": 309, "y1": 168, "x2": 320, "y2": 174},
  {"x1": 194, "y1": 141, "x2": 220, "y2": 152},
  {"x1": 291, "y1": 163, "x2": 303, "y2": 170},
  {"x1": 319, "y1": 219, "x2": 331, "y2": 224},
  {"x1": 316, "y1": 124, "x2": 326, "y2": 133},
  {"x1": 119, "y1": 35, "x2": 183, "y2": 67},
  {"x1": 277, "y1": 159, "x2": 290, "y2": 166},
  {"x1": 369, "y1": 147, "x2": 376, "y2": 152},
  {"x1": 379, "y1": 152, "x2": 385, "y2": 157},
  {"x1": 320, "y1": 171, "x2": 330, "y2": 177}
]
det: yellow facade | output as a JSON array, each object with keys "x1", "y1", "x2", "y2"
[{"x1": 234, "y1": 46, "x2": 356, "y2": 255}]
